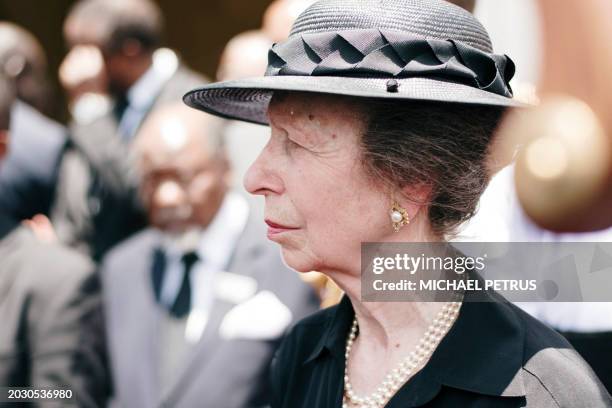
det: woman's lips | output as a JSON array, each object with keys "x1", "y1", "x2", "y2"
[{"x1": 265, "y1": 219, "x2": 299, "y2": 236}]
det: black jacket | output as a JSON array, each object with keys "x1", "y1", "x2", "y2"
[
  {"x1": 271, "y1": 289, "x2": 612, "y2": 407},
  {"x1": 0, "y1": 102, "x2": 66, "y2": 221}
]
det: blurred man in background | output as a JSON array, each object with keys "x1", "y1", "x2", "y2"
[
  {"x1": 100, "y1": 103, "x2": 319, "y2": 408},
  {"x1": 216, "y1": 31, "x2": 272, "y2": 83},
  {"x1": 0, "y1": 22, "x2": 66, "y2": 225},
  {"x1": 0, "y1": 22, "x2": 54, "y2": 117},
  {"x1": 262, "y1": 0, "x2": 316, "y2": 42},
  {"x1": 0, "y1": 75, "x2": 110, "y2": 407},
  {"x1": 51, "y1": 0, "x2": 206, "y2": 261}
]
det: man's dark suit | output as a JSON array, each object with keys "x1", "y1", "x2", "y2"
[
  {"x1": 50, "y1": 65, "x2": 205, "y2": 261},
  {"x1": 0, "y1": 102, "x2": 66, "y2": 221},
  {"x1": 100, "y1": 215, "x2": 320, "y2": 408},
  {"x1": 0, "y1": 216, "x2": 110, "y2": 407}
]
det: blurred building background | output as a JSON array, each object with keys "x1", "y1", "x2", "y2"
[{"x1": 475, "y1": 0, "x2": 541, "y2": 85}]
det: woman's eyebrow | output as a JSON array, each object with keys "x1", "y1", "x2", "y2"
[
  {"x1": 268, "y1": 114, "x2": 281, "y2": 129},
  {"x1": 269, "y1": 109, "x2": 328, "y2": 148}
]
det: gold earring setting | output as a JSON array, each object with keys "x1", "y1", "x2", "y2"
[{"x1": 390, "y1": 201, "x2": 410, "y2": 232}]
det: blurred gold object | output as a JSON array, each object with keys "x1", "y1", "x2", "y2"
[
  {"x1": 507, "y1": 0, "x2": 612, "y2": 232},
  {"x1": 499, "y1": 96, "x2": 611, "y2": 231},
  {"x1": 300, "y1": 271, "x2": 343, "y2": 308}
]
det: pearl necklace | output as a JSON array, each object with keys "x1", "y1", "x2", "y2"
[{"x1": 342, "y1": 299, "x2": 463, "y2": 408}]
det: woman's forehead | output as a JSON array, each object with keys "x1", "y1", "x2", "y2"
[{"x1": 267, "y1": 92, "x2": 365, "y2": 129}]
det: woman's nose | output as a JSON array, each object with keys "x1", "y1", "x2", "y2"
[{"x1": 244, "y1": 140, "x2": 284, "y2": 197}]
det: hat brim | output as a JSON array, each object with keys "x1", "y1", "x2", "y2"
[{"x1": 183, "y1": 76, "x2": 526, "y2": 126}]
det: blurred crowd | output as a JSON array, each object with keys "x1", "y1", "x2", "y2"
[
  {"x1": 0, "y1": 0, "x2": 610, "y2": 407},
  {"x1": 0, "y1": 1, "x2": 331, "y2": 406}
]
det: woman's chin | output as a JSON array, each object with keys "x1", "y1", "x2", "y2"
[{"x1": 279, "y1": 248, "x2": 319, "y2": 274}]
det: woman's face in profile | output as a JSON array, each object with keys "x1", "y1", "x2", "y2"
[{"x1": 244, "y1": 93, "x2": 391, "y2": 274}]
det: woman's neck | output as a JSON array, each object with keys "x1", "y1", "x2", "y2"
[
  {"x1": 323, "y1": 212, "x2": 447, "y2": 347},
  {"x1": 339, "y1": 276, "x2": 445, "y2": 348}
]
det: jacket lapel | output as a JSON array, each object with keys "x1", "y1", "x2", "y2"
[
  {"x1": 108, "y1": 233, "x2": 162, "y2": 408},
  {"x1": 159, "y1": 297, "x2": 233, "y2": 405}
]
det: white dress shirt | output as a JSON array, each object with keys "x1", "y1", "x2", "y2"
[
  {"x1": 159, "y1": 192, "x2": 250, "y2": 343},
  {"x1": 156, "y1": 193, "x2": 249, "y2": 393},
  {"x1": 118, "y1": 48, "x2": 179, "y2": 139},
  {"x1": 71, "y1": 48, "x2": 179, "y2": 136}
]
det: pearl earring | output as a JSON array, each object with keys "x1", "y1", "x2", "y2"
[{"x1": 390, "y1": 201, "x2": 410, "y2": 232}]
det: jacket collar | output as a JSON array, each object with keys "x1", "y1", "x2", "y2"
[{"x1": 304, "y1": 294, "x2": 354, "y2": 365}]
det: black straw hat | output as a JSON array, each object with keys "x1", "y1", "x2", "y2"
[{"x1": 184, "y1": 0, "x2": 521, "y2": 125}]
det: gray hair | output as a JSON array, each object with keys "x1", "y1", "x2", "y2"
[{"x1": 360, "y1": 99, "x2": 504, "y2": 239}]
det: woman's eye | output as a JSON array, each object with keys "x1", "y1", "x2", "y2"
[
  {"x1": 284, "y1": 135, "x2": 303, "y2": 152},
  {"x1": 274, "y1": 128, "x2": 308, "y2": 154},
  {"x1": 288, "y1": 137, "x2": 302, "y2": 148}
]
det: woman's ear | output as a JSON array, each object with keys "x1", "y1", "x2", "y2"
[
  {"x1": 399, "y1": 182, "x2": 433, "y2": 218},
  {"x1": 0, "y1": 130, "x2": 9, "y2": 160}
]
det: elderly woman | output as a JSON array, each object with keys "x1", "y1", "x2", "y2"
[{"x1": 185, "y1": 0, "x2": 611, "y2": 407}]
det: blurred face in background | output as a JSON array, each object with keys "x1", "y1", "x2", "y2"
[
  {"x1": 61, "y1": 0, "x2": 163, "y2": 97},
  {"x1": 136, "y1": 107, "x2": 229, "y2": 235},
  {"x1": 0, "y1": 23, "x2": 54, "y2": 117},
  {"x1": 63, "y1": 20, "x2": 147, "y2": 96}
]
